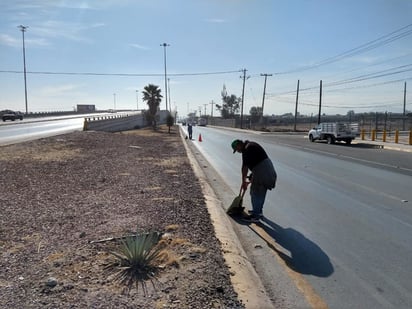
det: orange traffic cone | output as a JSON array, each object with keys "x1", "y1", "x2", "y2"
[{"x1": 198, "y1": 134, "x2": 202, "y2": 142}]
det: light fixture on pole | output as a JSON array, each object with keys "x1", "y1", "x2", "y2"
[
  {"x1": 160, "y1": 43, "x2": 170, "y2": 112},
  {"x1": 18, "y1": 25, "x2": 28, "y2": 114}
]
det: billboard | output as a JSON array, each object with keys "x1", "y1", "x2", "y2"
[{"x1": 77, "y1": 104, "x2": 96, "y2": 112}]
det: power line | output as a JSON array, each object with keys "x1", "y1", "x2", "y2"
[
  {"x1": 297, "y1": 52, "x2": 412, "y2": 88},
  {"x1": 275, "y1": 23, "x2": 412, "y2": 75},
  {"x1": 168, "y1": 70, "x2": 243, "y2": 76},
  {"x1": 0, "y1": 69, "x2": 242, "y2": 77},
  {"x1": 325, "y1": 76, "x2": 412, "y2": 93},
  {"x1": 267, "y1": 64, "x2": 412, "y2": 97},
  {"x1": 274, "y1": 97, "x2": 409, "y2": 109},
  {"x1": 325, "y1": 65, "x2": 412, "y2": 87}
]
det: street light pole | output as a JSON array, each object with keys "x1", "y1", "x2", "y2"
[
  {"x1": 18, "y1": 25, "x2": 28, "y2": 114},
  {"x1": 168, "y1": 78, "x2": 171, "y2": 112},
  {"x1": 113, "y1": 93, "x2": 116, "y2": 111},
  {"x1": 136, "y1": 90, "x2": 139, "y2": 110},
  {"x1": 161, "y1": 43, "x2": 170, "y2": 112}
]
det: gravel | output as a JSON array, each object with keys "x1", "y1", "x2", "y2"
[{"x1": 0, "y1": 127, "x2": 245, "y2": 308}]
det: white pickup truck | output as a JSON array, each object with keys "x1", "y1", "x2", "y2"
[{"x1": 308, "y1": 122, "x2": 359, "y2": 144}]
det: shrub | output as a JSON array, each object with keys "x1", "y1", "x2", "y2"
[{"x1": 107, "y1": 231, "x2": 163, "y2": 294}]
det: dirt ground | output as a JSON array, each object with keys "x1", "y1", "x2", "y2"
[{"x1": 0, "y1": 126, "x2": 244, "y2": 308}]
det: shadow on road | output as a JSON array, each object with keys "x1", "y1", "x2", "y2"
[
  {"x1": 343, "y1": 143, "x2": 383, "y2": 149},
  {"x1": 253, "y1": 217, "x2": 334, "y2": 277},
  {"x1": 314, "y1": 141, "x2": 383, "y2": 149}
]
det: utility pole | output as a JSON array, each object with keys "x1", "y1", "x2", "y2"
[
  {"x1": 113, "y1": 93, "x2": 116, "y2": 111},
  {"x1": 260, "y1": 73, "x2": 272, "y2": 125},
  {"x1": 210, "y1": 100, "x2": 214, "y2": 118},
  {"x1": 18, "y1": 25, "x2": 28, "y2": 114},
  {"x1": 240, "y1": 68, "x2": 249, "y2": 129},
  {"x1": 318, "y1": 80, "x2": 322, "y2": 124},
  {"x1": 136, "y1": 90, "x2": 139, "y2": 110},
  {"x1": 294, "y1": 80, "x2": 300, "y2": 131},
  {"x1": 160, "y1": 43, "x2": 170, "y2": 111},
  {"x1": 403, "y1": 82, "x2": 407, "y2": 131}
]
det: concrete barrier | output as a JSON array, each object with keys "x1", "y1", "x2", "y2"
[{"x1": 83, "y1": 110, "x2": 170, "y2": 132}]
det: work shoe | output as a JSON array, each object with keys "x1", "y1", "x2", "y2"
[
  {"x1": 242, "y1": 213, "x2": 262, "y2": 223},
  {"x1": 247, "y1": 210, "x2": 263, "y2": 217}
]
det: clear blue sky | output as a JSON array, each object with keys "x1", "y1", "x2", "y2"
[{"x1": 1, "y1": 0, "x2": 411, "y2": 118}]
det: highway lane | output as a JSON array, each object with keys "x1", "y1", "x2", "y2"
[
  {"x1": 0, "y1": 111, "x2": 139, "y2": 146},
  {"x1": 259, "y1": 133, "x2": 412, "y2": 176},
  {"x1": 187, "y1": 125, "x2": 412, "y2": 308},
  {"x1": 0, "y1": 118, "x2": 84, "y2": 146}
]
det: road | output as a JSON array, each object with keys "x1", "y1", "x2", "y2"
[
  {"x1": 185, "y1": 125, "x2": 412, "y2": 309},
  {"x1": 0, "y1": 112, "x2": 139, "y2": 146},
  {"x1": 0, "y1": 118, "x2": 84, "y2": 146}
]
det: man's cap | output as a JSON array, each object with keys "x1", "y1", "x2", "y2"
[{"x1": 231, "y1": 139, "x2": 242, "y2": 153}]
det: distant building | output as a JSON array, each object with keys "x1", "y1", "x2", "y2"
[{"x1": 77, "y1": 104, "x2": 95, "y2": 112}]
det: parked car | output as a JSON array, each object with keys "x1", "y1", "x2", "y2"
[
  {"x1": 308, "y1": 122, "x2": 359, "y2": 144},
  {"x1": 2, "y1": 111, "x2": 24, "y2": 122}
]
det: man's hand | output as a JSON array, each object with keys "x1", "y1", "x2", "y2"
[{"x1": 241, "y1": 181, "x2": 250, "y2": 191}]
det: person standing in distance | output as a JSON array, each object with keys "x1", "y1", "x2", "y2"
[
  {"x1": 187, "y1": 123, "x2": 193, "y2": 140},
  {"x1": 231, "y1": 139, "x2": 277, "y2": 221}
]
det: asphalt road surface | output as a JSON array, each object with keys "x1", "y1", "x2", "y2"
[
  {"x1": 186, "y1": 125, "x2": 412, "y2": 309},
  {"x1": 0, "y1": 112, "x2": 127, "y2": 146},
  {"x1": 0, "y1": 118, "x2": 84, "y2": 146}
]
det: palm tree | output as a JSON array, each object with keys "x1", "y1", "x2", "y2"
[{"x1": 142, "y1": 84, "x2": 163, "y2": 129}]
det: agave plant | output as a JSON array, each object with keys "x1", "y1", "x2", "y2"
[{"x1": 107, "y1": 230, "x2": 163, "y2": 294}]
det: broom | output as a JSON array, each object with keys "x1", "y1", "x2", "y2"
[{"x1": 226, "y1": 186, "x2": 247, "y2": 216}]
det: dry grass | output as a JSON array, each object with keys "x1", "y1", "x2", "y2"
[{"x1": 0, "y1": 143, "x2": 82, "y2": 161}]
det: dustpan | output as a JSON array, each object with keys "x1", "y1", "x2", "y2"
[{"x1": 226, "y1": 186, "x2": 247, "y2": 215}]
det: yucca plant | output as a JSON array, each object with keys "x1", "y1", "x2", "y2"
[{"x1": 107, "y1": 231, "x2": 163, "y2": 294}]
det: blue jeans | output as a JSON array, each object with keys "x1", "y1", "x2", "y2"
[
  {"x1": 250, "y1": 189, "x2": 267, "y2": 215},
  {"x1": 249, "y1": 158, "x2": 276, "y2": 215}
]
